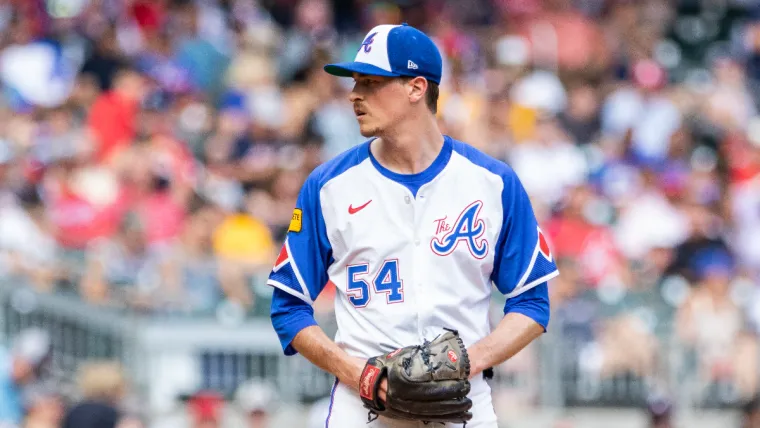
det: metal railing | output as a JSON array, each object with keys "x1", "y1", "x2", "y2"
[
  {"x1": 0, "y1": 276, "x2": 753, "y2": 420},
  {"x1": 0, "y1": 278, "x2": 336, "y2": 413}
]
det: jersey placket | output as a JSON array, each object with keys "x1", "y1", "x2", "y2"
[{"x1": 410, "y1": 185, "x2": 430, "y2": 342}]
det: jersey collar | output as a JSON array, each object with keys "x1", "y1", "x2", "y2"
[{"x1": 367, "y1": 135, "x2": 453, "y2": 186}]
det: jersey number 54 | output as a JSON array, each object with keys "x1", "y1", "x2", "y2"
[{"x1": 346, "y1": 259, "x2": 404, "y2": 307}]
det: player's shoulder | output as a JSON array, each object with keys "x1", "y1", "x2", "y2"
[
  {"x1": 304, "y1": 139, "x2": 372, "y2": 190},
  {"x1": 448, "y1": 136, "x2": 519, "y2": 183}
]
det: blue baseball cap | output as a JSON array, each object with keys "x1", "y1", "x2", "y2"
[{"x1": 324, "y1": 24, "x2": 443, "y2": 84}]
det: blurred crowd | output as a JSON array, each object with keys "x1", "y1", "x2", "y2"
[
  {"x1": 1, "y1": 0, "x2": 760, "y2": 425},
  {"x1": 0, "y1": 328, "x2": 281, "y2": 428}
]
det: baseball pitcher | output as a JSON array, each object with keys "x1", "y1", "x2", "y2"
[{"x1": 268, "y1": 23, "x2": 559, "y2": 427}]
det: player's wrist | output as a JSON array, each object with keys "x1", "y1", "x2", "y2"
[
  {"x1": 336, "y1": 355, "x2": 366, "y2": 392},
  {"x1": 468, "y1": 365, "x2": 482, "y2": 380},
  {"x1": 465, "y1": 347, "x2": 485, "y2": 380}
]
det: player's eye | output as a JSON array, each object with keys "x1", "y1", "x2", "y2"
[{"x1": 353, "y1": 78, "x2": 382, "y2": 89}]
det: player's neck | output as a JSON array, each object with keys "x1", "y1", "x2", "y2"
[{"x1": 372, "y1": 114, "x2": 444, "y2": 175}]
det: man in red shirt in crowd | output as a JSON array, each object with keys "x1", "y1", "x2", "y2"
[{"x1": 87, "y1": 67, "x2": 147, "y2": 164}]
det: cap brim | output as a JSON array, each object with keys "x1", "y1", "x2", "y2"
[{"x1": 324, "y1": 62, "x2": 400, "y2": 79}]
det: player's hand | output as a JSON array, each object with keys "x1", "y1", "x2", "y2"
[
  {"x1": 467, "y1": 348, "x2": 482, "y2": 380},
  {"x1": 349, "y1": 356, "x2": 386, "y2": 402}
]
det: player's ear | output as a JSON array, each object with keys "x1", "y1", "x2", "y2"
[{"x1": 405, "y1": 76, "x2": 427, "y2": 105}]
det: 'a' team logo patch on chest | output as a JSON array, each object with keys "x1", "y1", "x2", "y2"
[{"x1": 430, "y1": 200, "x2": 489, "y2": 259}]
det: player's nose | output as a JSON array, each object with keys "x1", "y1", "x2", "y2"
[{"x1": 348, "y1": 84, "x2": 362, "y2": 103}]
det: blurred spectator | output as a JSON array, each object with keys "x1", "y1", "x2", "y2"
[
  {"x1": 504, "y1": 0, "x2": 610, "y2": 73},
  {"x1": 86, "y1": 66, "x2": 146, "y2": 164},
  {"x1": 613, "y1": 171, "x2": 690, "y2": 261},
  {"x1": 135, "y1": 29, "x2": 194, "y2": 96},
  {"x1": 0, "y1": 180, "x2": 60, "y2": 292},
  {"x1": 675, "y1": 249, "x2": 759, "y2": 401},
  {"x1": 277, "y1": 0, "x2": 335, "y2": 83},
  {"x1": 0, "y1": 31, "x2": 79, "y2": 109},
  {"x1": 80, "y1": 212, "x2": 165, "y2": 307},
  {"x1": 234, "y1": 379, "x2": 278, "y2": 428},
  {"x1": 647, "y1": 395, "x2": 674, "y2": 428},
  {"x1": 557, "y1": 79, "x2": 602, "y2": 145},
  {"x1": 80, "y1": 26, "x2": 129, "y2": 92},
  {"x1": 212, "y1": 204, "x2": 276, "y2": 270},
  {"x1": 601, "y1": 59, "x2": 681, "y2": 167},
  {"x1": 186, "y1": 391, "x2": 224, "y2": 428},
  {"x1": 62, "y1": 361, "x2": 128, "y2": 428},
  {"x1": 509, "y1": 112, "x2": 588, "y2": 208},
  {"x1": 160, "y1": 201, "x2": 226, "y2": 314},
  {"x1": 546, "y1": 185, "x2": 629, "y2": 288},
  {"x1": 170, "y1": 1, "x2": 231, "y2": 98},
  {"x1": 111, "y1": 103, "x2": 195, "y2": 249},
  {"x1": 666, "y1": 203, "x2": 733, "y2": 283},
  {"x1": 703, "y1": 56, "x2": 756, "y2": 133},
  {"x1": 306, "y1": 65, "x2": 364, "y2": 160},
  {"x1": 595, "y1": 312, "x2": 659, "y2": 379},
  {"x1": 20, "y1": 382, "x2": 63, "y2": 428},
  {"x1": 0, "y1": 328, "x2": 52, "y2": 426},
  {"x1": 437, "y1": 61, "x2": 487, "y2": 146}
]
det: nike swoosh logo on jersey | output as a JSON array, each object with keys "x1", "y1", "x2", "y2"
[{"x1": 348, "y1": 200, "x2": 372, "y2": 214}]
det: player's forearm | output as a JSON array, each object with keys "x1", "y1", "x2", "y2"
[
  {"x1": 291, "y1": 325, "x2": 364, "y2": 391},
  {"x1": 466, "y1": 312, "x2": 544, "y2": 379}
]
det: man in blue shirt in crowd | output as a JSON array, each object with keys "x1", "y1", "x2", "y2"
[{"x1": 0, "y1": 328, "x2": 52, "y2": 426}]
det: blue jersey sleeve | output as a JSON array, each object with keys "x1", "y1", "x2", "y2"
[
  {"x1": 503, "y1": 283, "x2": 551, "y2": 330},
  {"x1": 267, "y1": 172, "x2": 333, "y2": 304},
  {"x1": 491, "y1": 170, "x2": 558, "y2": 324},
  {"x1": 270, "y1": 288, "x2": 318, "y2": 355}
]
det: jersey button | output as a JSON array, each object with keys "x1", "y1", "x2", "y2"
[
  {"x1": 404, "y1": 196, "x2": 411, "y2": 204},
  {"x1": 414, "y1": 239, "x2": 420, "y2": 246}
]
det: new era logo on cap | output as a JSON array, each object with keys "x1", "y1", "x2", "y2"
[{"x1": 323, "y1": 23, "x2": 443, "y2": 84}]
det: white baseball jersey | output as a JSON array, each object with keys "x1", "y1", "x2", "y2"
[{"x1": 268, "y1": 136, "x2": 559, "y2": 427}]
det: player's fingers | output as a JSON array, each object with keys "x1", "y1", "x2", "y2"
[{"x1": 379, "y1": 380, "x2": 387, "y2": 402}]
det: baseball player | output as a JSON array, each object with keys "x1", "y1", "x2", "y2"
[{"x1": 268, "y1": 23, "x2": 558, "y2": 427}]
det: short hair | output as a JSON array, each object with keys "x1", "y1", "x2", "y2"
[
  {"x1": 401, "y1": 77, "x2": 439, "y2": 114},
  {"x1": 77, "y1": 361, "x2": 127, "y2": 403}
]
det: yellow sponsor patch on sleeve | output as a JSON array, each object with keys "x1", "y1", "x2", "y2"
[{"x1": 289, "y1": 208, "x2": 303, "y2": 233}]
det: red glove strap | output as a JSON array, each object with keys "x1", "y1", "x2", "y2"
[{"x1": 360, "y1": 365, "x2": 381, "y2": 401}]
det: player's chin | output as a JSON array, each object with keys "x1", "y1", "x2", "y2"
[{"x1": 358, "y1": 123, "x2": 382, "y2": 137}]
